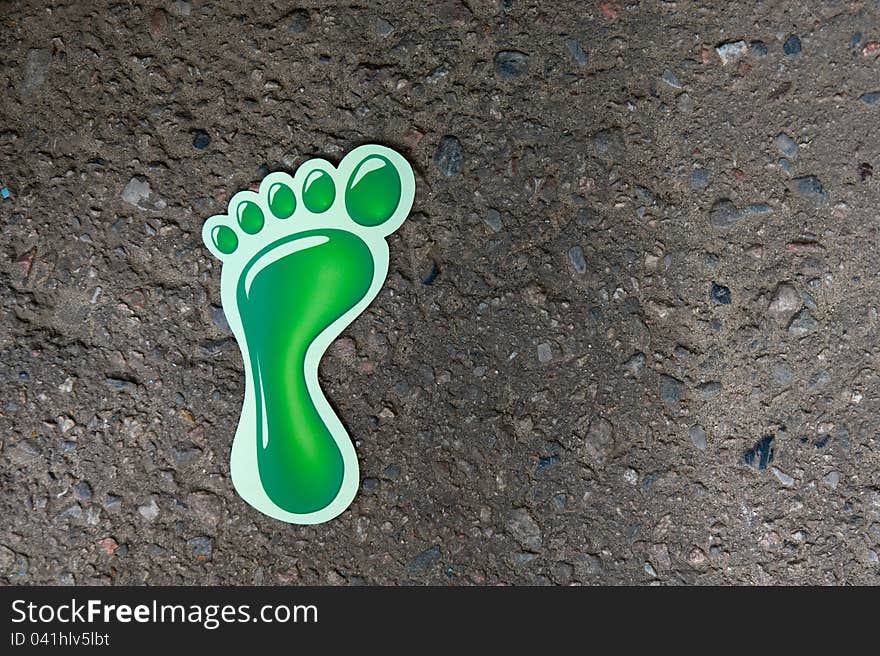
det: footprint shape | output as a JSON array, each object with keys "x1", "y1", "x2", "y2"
[{"x1": 202, "y1": 145, "x2": 415, "y2": 524}]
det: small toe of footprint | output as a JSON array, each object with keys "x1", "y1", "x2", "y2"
[
  {"x1": 236, "y1": 200, "x2": 265, "y2": 234},
  {"x1": 302, "y1": 170, "x2": 336, "y2": 213},
  {"x1": 268, "y1": 182, "x2": 296, "y2": 218},
  {"x1": 211, "y1": 224, "x2": 239, "y2": 254}
]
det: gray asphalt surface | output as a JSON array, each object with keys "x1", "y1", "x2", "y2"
[{"x1": 2, "y1": 1, "x2": 880, "y2": 585}]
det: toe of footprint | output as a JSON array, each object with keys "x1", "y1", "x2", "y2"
[
  {"x1": 345, "y1": 153, "x2": 405, "y2": 227},
  {"x1": 202, "y1": 145, "x2": 415, "y2": 261}
]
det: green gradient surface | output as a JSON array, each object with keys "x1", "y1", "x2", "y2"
[
  {"x1": 302, "y1": 170, "x2": 336, "y2": 212},
  {"x1": 268, "y1": 182, "x2": 296, "y2": 218},
  {"x1": 346, "y1": 155, "x2": 401, "y2": 226},
  {"x1": 237, "y1": 230, "x2": 373, "y2": 513},
  {"x1": 212, "y1": 225, "x2": 238, "y2": 254},
  {"x1": 237, "y1": 201, "x2": 265, "y2": 234}
]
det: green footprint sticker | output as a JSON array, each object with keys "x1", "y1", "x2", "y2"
[{"x1": 202, "y1": 145, "x2": 415, "y2": 524}]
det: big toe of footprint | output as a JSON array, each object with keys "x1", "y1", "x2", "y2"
[{"x1": 202, "y1": 145, "x2": 415, "y2": 524}]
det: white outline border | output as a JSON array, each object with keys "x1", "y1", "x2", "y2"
[{"x1": 201, "y1": 145, "x2": 415, "y2": 524}]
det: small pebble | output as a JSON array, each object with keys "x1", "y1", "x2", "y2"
[
  {"x1": 138, "y1": 498, "x2": 160, "y2": 521},
  {"x1": 690, "y1": 168, "x2": 710, "y2": 188},
  {"x1": 788, "y1": 176, "x2": 828, "y2": 205},
  {"x1": 696, "y1": 381, "x2": 722, "y2": 399},
  {"x1": 506, "y1": 508, "x2": 542, "y2": 550},
  {"x1": 749, "y1": 40, "x2": 768, "y2": 57},
  {"x1": 661, "y1": 69, "x2": 682, "y2": 89},
  {"x1": 171, "y1": 442, "x2": 201, "y2": 463},
  {"x1": 822, "y1": 471, "x2": 840, "y2": 489},
  {"x1": 494, "y1": 50, "x2": 530, "y2": 78},
  {"x1": 623, "y1": 352, "x2": 645, "y2": 377},
  {"x1": 97, "y1": 537, "x2": 119, "y2": 555},
  {"x1": 689, "y1": 425, "x2": 707, "y2": 450},
  {"x1": 172, "y1": 1, "x2": 191, "y2": 16},
  {"x1": 421, "y1": 260, "x2": 440, "y2": 285},
  {"x1": 771, "y1": 467, "x2": 795, "y2": 487},
  {"x1": 863, "y1": 41, "x2": 880, "y2": 57},
  {"x1": 576, "y1": 207, "x2": 600, "y2": 226},
  {"x1": 192, "y1": 130, "x2": 211, "y2": 149},
  {"x1": 659, "y1": 375, "x2": 684, "y2": 409},
  {"x1": 105, "y1": 377, "x2": 136, "y2": 392},
  {"x1": 376, "y1": 18, "x2": 394, "y2": 38},
  {"x1": 807, "y1": 370, "x2": 830, "y2": 392},
  {"x1": 708, "y1": 199, "x2": 741, "y2": 230},
  {"x1": 711, "y1": 282, "x2": 731, "y2": 305},
  {"x1": 187, "y1": 536, "x2": 213, "y2": 561},
  {"x1": 565, "y1": 38, "x2": 588, "y2": 66},
  {"x1": 73, "y1": 481, "x2": 92, "y2": 500},
  {"x1": 771, "y1": 363, "x2": 793, "y2": 386},
  {"x1": 484, "y1": 208, "x2": 502, "y2": 232},
  {"x1": 783, "y1": 34, "x2": 802, "y2": 56},
  {"x1": 407, "y1": 546, "x2": 441, "y2": 574},
  {"x1": 22, "y1": 48, "x2": 51, "y2": 94},
  {"x1": 210, "y1": 305, "x2": 230, "y2": 333},
  {"x1": 773, "y1": 133, "x2": 798, "y2": 157},
  {"x1": 802, "y1": 291, "x2": 818, "y2": 311},
  {"x1": 536, "y1": 454, "x2": 560, "y2": 473},
  {"x1": 288, "y1": 9, "x2": 311, "y2": 33},
  {"x1": 56, "y1": 504, "x2": 82, "y2": 521},
  {"x1": 434, "y1": 136, "x2": 463, "y2": 177},
  {"x1": 768, "y1": 283, "x2": 801, "y2": 319},
  {"x1": 121, "y1": 176, "x2": 152, "y2": 208},
  {"x1": 859, "y1": 92, "x2": 880, "y2": 106},
  {"x1": 568, "y1": 246, "x2": 586, "y2": 273},
  {"x1": 743, "y1": 435, "x2": 775, "y2": 469},
  {"x1": 149, "y1": 8, "x2": 168, "y2": 40},
  {"x1": 103, "y1": 495, "x2": 122, "y2": 510},
  {"x1": 425, "y1": 65, "x2": 449, "y2": 84},
  {"x1": 709, "y1": 198, "x2": 773, "y2": 230},
  {"x1": 329, "y1": 337, "x2": 357, "y2": 365},
  {"x1": 788, "y1": 309, "x2": 818, "y2": 337},
  {"x1": 676, "y1": 93, "x2": 694, "y2": 114},
  {"x1": 514, "y1": 552, "x2": 536, "y2": 566},
  {"x1": 537, "y1": 342, "x2": 553, "y2": 363},
  {"x1": 716, "y1": 40, "x2": 747, "y2": 65}
]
